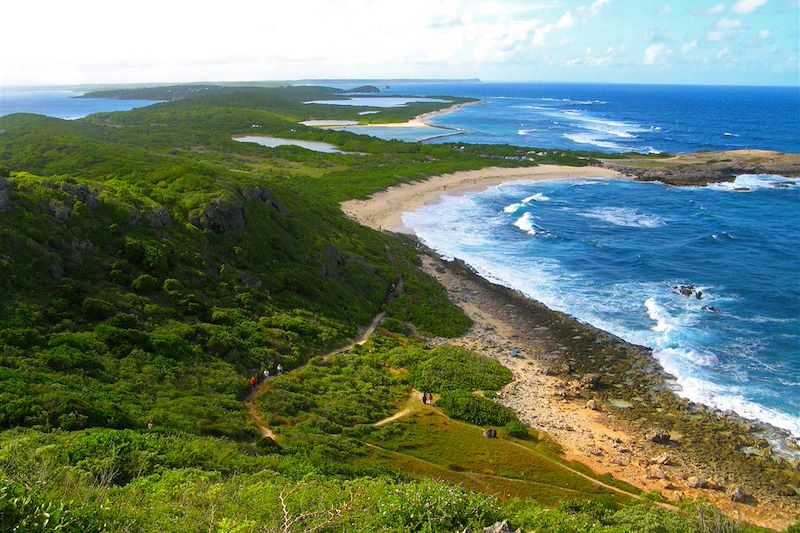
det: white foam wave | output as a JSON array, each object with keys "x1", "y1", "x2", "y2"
[
  {"x1": 578, "y1": 207, "x2": 666, "y2": 228},
  {"x1": 522, "y1": 192, "x2": 549, "y2": 202},
  {"x1": 504, "y1": 202, "x2": 523, "y2": 213},
  {"x1": 723, "y1": 132, "x2": 739, "y2": 137},
  {"x1": 513, "y1": 212, "x2": 537, "y2": 235},
  {"x1": 655, "y1": 350, "x2": 800, "y2": 437},
  {"x1": 517, "y1": 128, "x2": 536, "y2": 135},
  {"x1": 563, "y1": 132, "x2": 630, "y2": 151},
  {"x1": 708, "y1": 174, "x2": 799, "y2": 192}
]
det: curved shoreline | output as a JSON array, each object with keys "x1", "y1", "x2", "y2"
[
  {"x1": 341, "y1": 164, "x2": 626, "y2": 233},
  {"x1": 341, "y1": 165, "x2": 800, "y2": 529}
]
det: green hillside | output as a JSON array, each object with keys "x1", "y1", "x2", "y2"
[{"x1": 0, "y1": 86, "x2": 769, "y2": 531}]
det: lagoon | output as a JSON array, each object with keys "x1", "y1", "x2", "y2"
[
  {"x1": 304, "y1": 96, "x2": 450, "y2": 108},
  {"x1": 233, "y1": 135, "x2": 350, "y2": 153}
]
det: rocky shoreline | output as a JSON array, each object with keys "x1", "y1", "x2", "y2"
[
  {"x1": 411, "y1": 238, "x2": 799, "y2": 529},
  {"x1": 601, "y1": 149, "x2": 800, "y2": 187}
]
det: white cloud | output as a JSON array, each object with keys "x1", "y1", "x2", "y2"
[
  {"x1": 716, "y1": 46, "x2": 731, "y2": 59},
  {"x1": 695, "y1": 3, "x2": 726, "y2": 15},
  {"x1": 589, "y1": 0, "x2": 612, "y2": 16},
  {"x1": 656, "y1": 4, "x2": 672, "y2": 16},
  {"x1": 643, "y1": 43, "x2": 669, "y2": 64},
  {"x1": 707, "y1": 17, "x2": 743, "y2": 40},
  {"x1": 757, "y1": 28, "x2": 772, "y2": 38},
  {"x1": 557, "y1": 10, "x2": 576, "y2": 28},
  {"x1": 681, "y1": 40, "x2": 698, "y2": 52},
  {"x1": 732, "y1": 0, "x2": 768, "y2": 13}
]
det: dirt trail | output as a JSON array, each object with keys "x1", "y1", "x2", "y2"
[
  {"x1": 372, "y1": 390, "x2": 423, "y2": 427},
  {"x1": 244, "y1": 312, "x2": 386, "y2": 440}
]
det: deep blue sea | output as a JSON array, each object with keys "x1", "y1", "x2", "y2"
[
  {"x1": 0, "y1": 89, "x2": 158, "y2": 119},
  {"x1": 405, "y1": 175, "x2": 800, "y2": 439},
  {"x1": 375, "y1": 82, "x2": 800, "y2": 154},
  {"x1": 371, "y1": 83, "x2": 800, "y2": 440}
]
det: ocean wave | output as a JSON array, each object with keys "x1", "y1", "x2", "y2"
[
  {"x1": 578, "y1": 207, "x2": 666, "y2": 228},
  {"x1": 513, "y1": 212, "x2": 537, "y2": 235},
  {"x1": 708, "y1": 174, "x2": 799, "y2": 192},
  {"x1": 723, "y1": 132, "x2": 739, "y2": 137},
  {"x1": 517, "y1": 128, "x2": 536, "y2": 135},
  {"x1": 522, "y1": 192, "x2": 549, "y2": 202},
  {"x1": 563, "y1": 132, "x2": 629, "y2": 151},
  {"x1": 654, "y1": 351, "x2": 800, "y2": 438},
  {"x1": 503, "y1": 202, "x2": 524, "y2": 213}
]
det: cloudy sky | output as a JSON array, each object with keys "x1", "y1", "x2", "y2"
[{"x1": 2, "y1": 0, "x2": 798, "y2": 86}]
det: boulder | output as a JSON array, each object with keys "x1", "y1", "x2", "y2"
[
  {"x1": 649, "y1": 453, "x2": 672, "y2": 465},
  {"x1": 728, "y1": 486, "x2": 748, "y2": 503},
  {"x1": 585, "y1": 399, "x2": 599, "y2": 410},
  {"x1": 482, "y1": 521, "x2": 520, "y2": 533},
  {"x1": 483, "y1": 428, "x2": 497, "y2": 439},
  {"x1": 646, "y1": 428, "x2": 671, "y2": 444},
  {"x1": 646, "y1": 465, "x2": 669, "y2": 480},
  {"x1": 580, "y1": 373, "x2": 602, "y2": 389},
  {"x1": 686, "y1": 476, "x2": 707, "y2": 489}
]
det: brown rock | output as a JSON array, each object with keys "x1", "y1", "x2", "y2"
[
  {"x1": 728, "y1": 486, "x2": 748, "y2": 503},
  {"x1": 646, "y1": 428, "x2": 671, "y2": 444},
  {"x1": 585, "y1": 399, "x2": 599, "y2": 410}
]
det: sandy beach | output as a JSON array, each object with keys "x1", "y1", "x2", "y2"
[
  {"x1": 341, "y1": 165, "x2": 626, "y2": 233},
  {"x1": 342, "y1": 165, "x2": 800, "y2": 529}
]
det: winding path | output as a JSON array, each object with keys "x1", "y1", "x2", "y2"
[{"x1": 244, "y1": 311, "x2": 386, "y2": 440}]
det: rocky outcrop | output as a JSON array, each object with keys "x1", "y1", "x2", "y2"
[
  {"x1": 462, "y1": 520, "x2": 521, "y2": 533},
  {"x1": 145, "y1": 206, "x2": 172, "y2": 228},
  {"x1": 0, "y1": 177, "x2": 10, "y2": 212},
  {"x1": 241, "y1": 186, "x2": 290, "y2": 216},
  {"x1": 192, "y1": 198, "x2": 245, "y2": 233},
  {"x1": 49, "y1": 199, "x2": 72, "y2": 223},
  {"x1": 60, "y1": 182, "x2": 99, "y2": 209}
]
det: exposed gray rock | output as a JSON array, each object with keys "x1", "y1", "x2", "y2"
[
  {"x1": 646, "y1": 428, "x2": 671, "y2": 444},
  {"x1": 145, "y1": 206, "x2": 172, "y2": 228},
  {"x1": 60, "y1": 182, "x2": 99, "y2": 209},
  {"x1": 193, "y1": 198, "x2": 245, "y2": 233},
  {"x1": 241, "y1": 186, "x2": 290, "y2": 216},
  {"x1": 49, "y1": 200, "x2": 72, "y2": 223},
  {"x1": 728, "y1": 486, "x2": 748, "y2": 503},
  {"x1": 687, "y1": 476, "x2": 708, "y2": 489},
  {"x1": 482, "y1": 521, "x2": 520, "y2": 533},
  {"x1": 585, "y1": 399, "x2": 599, "y2": 410},
  {"x1": 649, "y1": 453, "x2": 672, "y2": 465},
  {"x1": 580, "y1": 372, "x2": 602, "y2": 389},
  {"x1": 0, "y1": 177, "x2": 10, "y2": 211}
]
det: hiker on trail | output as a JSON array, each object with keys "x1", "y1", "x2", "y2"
[
  {"x1": 425, "y1": 392, "x2": 432, "y2": 405},
  {"x1": 422, "y1": 392, "x2": 427, "y2": 404},
  {"x1": 276, "y1": 364, "x2": 283, "y2": 375},
  {"x1": 263, "y1": 369, "x2": 270, "y2": 380},
  {"x1": 250, "y1": 376, "x2": 257, "y2": 389}
]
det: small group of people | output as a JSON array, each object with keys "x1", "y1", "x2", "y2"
[
  {"x1": 421, "y1": 392, "x2": 433, "y2": 405},
  {"x1": 250, "y1": 363, "x2": 285, "y2": 389}
]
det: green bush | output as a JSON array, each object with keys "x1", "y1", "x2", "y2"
[
  {"x1": 436, "y1": 390, "x2": 518, "y2": 426},
  {"x1": 504, "y1": 420, "x2": 530, "y2": 439},
  {"x1": 414, "y1": 345, "x2": 512, "y2": 393},
  {"x1": 131, "y1": 274, "x2": 159, "y2": 293},
  {"x1": 81, "y1": 297, "x2": 116, "y2": 320}
]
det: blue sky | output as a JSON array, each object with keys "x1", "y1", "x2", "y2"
[{"x1": 2, "y1": 0, "x2": 798, "y2": 86}]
